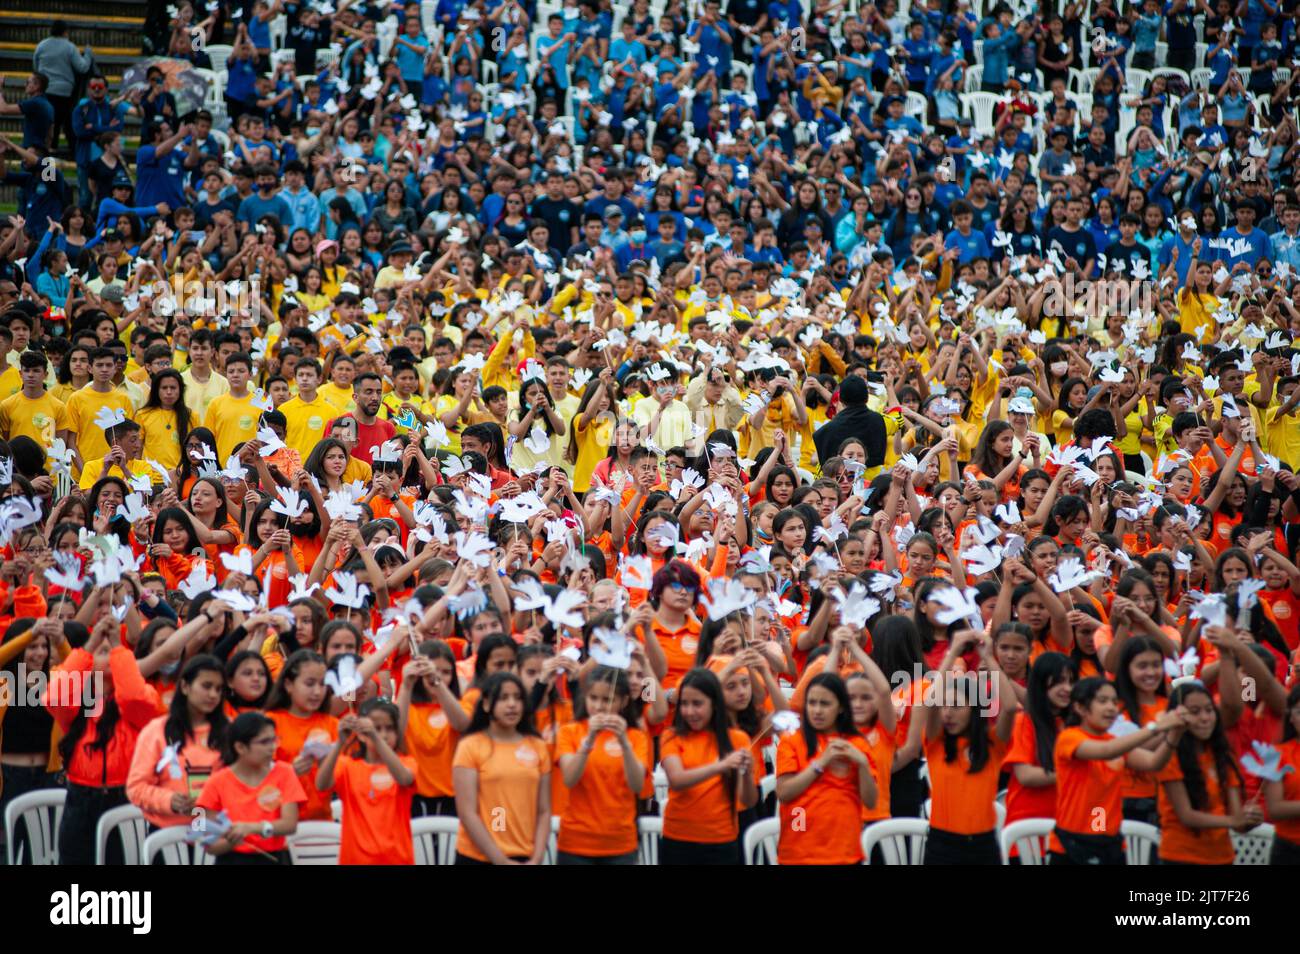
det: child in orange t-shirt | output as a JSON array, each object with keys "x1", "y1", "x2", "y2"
[
  {"x1": 659, "y1": 668, "x2": 758, "y2": 865},
  {"x1": 399, "y1": 641, "x2": 471, "y2": 818},
  {"x1": 1050, "y1": 677, "x2": 1187, "y2": 865},
  {"x1": 556, "y1": 666, "x2": 653, "y2": 863},
  {"x1": 264, "y1": 649, "x2": 340, "y2": 821},
  {"x1": 775, "y1": 672, "x2": 876, "y2": 865},
  {"x1": 920, "y1": 630, "x2": 1018, "y2": 864},
  {"x1": 315, "y1": 700, "x2": 418, "y2": 865},
  {"x1": 195, "y1": 712, "x2": 308, "y2": 865},
  {"x1": 451, "y1": 671, "x2": 551, "y2": 865},
  {"x1": 845, "y1": 658, "x2": 899, "y2": 828},
  {"x1": 1263, "y1": 687, "x2": 1300, "y2": 863},
  {"x1": 1155, "y1": 683, "x2": 1258, "y2": 864}
]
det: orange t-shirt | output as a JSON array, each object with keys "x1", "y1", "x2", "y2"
[
  {"x1": 1002, "y1": 710, "x2": 1058, "y2": 825},
  {"x1": 333, "y1": 753, "x2": 417, "y2": 865},
  {"x1": 923, "y1": 725, "x2": 1010, "y2": 834},
  {"x1": 404, "y1": 701, "x2": 460, "y2": 798},
  {"x1": 267, "y1": 709, "x2": 339, "y2": 821},
  {"x1": 452, "y1": 732, "x2": 550, "y2": 862},
  {"x1": 535, "y1": 696, "x2": 576, "y2": 817},
  {"x1": 775, "y1": 730, "x2": 874, "y2": 865},
  {"x1": 208, "y1": 518, "x2": 245, "y2": 583},
  {"x1": 257, "y1": 546, "x2": 307, "y2": 610},
  {"x1": 1121, "y1": 698, "x2": 1168, "y2": 799},
  {"x1": 1156, "y1": 746, "x2": 1238, "y2": 864},
  {"x1": 1052, "y1": 725, "x2": 1123, "y2": 852},
  {"x1": 860, "y1": 722, "x2": 897, "y2": 822},
  {"x1": 661, "y1": 727, "x2": 752, "y2": 844},
  {"x1": 652, "y1": 616, "x2": 702, "y2": 691},
  {"x1": 195, "y1": 761, "x2": 307, "y2": 854},
  {"x1": 1272, "y1": 739, "x2": 1300, "y2": 845},
  {"x1": 1259, "y1": 587, "x2": 1300, "y2": 651},
  {"x1": 556, "y1": 721, "x2": 653, "y2": 857},
  {"x1": 1209, "y1": 510, "x2": 1242, "y2": 554}
]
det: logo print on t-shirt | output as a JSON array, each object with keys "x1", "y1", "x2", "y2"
[
  {"x1": 514, "y1": 744, "x2": 539, "y2": 764},
  {"x1": 428, "y1": 710, "x2": 448, "y2": 729},
  {"x1": 1273, "y1": 601, "x2": 1291, "y2": 619},
  {"x1": 603, "y1": 739, "x2": 623, "y2": 758},
  {"x1": 369, "y1": 769, "x2": 395, "y2": 792},
  {"x1": 308, "y1": 415, "x2": 323, "y2": 431},
  {"x1": 680, "y1": 636, "x2": 698, "y2": 655},
  {"x1": 257, "y1": 785, "x2": 283, "y2": 810}
]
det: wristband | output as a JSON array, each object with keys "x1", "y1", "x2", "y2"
[{"x1": 260, "y1": 821, "x2": 274, "y2": 839}]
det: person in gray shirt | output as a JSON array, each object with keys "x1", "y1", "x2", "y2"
[{"x1": 32, "y1": 20, "x2": 91, "y2": 154}]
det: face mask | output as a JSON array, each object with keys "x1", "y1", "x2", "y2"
[
  {"x1": 1050, "y1": 361, "x2": 1069, "y2": 376},
  {"x1": 630, "y1": 229, "x2": 646, "y2": 243},
  {"x1": 307, "y1": 126, "x2": 320, "y2": 136}
]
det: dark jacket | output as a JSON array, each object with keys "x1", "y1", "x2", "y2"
[{"x1": 812, "y1": 403, "x2": 887, "y2": 469}]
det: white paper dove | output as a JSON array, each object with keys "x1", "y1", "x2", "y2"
[{"x1": 324, "y1": 571, "x2": 371, "y2": 609}]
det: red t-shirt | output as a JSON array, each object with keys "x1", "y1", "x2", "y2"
[{"x1": 328, "y1": 414, "x2": 397, "y2": 465}]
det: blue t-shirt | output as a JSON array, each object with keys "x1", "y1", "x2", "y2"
[
  {"x1": 19, "y1": 95, "x2": 54, "y2": 149},
  {"x1": 134, "y1": 143, "x2": 186, "y2": 210},
  {"x1": 944, "y1": 228, "x2": 991, "y2": 263}
]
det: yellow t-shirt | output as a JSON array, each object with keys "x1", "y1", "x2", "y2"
[
  {"x1": 203, "y1": 392, "x2": 264, "y2": 460},
  {"x1": 317, "y1": 381, "x2": 355, "y2": 414},
  {"x1": 280, "y1": 394, "x2": 339, "y2": 460},
  {"x1": 180, "y1": 367, "x2": 230, "y2": 423},
  {"x1": 572, "y1": 414, "x2": 614, "y2": 493},
  {"x1": 1178, "y1": 290, "x2": 1219, "y2": 345},
  {"x1": 0, "y1": 391, "x2": 70, "y2": 446},
  {"x1": 1267, "y1": 405, "x2": 1300, "y2": 470},
  {"x1": 1051, "y1": 408, "x2": 1076, "y2": 447},
  {"x1": 66, "y1": 387, "x2": 137, "y2": 463},
  {"x1": 135, "y1": 406, "x2": 199, "y2": 471},
  {"x1": 78, "y1": 456, "x2": 156, "y2": 491},
  {"x1": 0, "y1": 364, "x2": 20, "y2": 401}
]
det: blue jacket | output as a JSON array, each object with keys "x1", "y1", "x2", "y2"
[
  {"x1": 981, "y1": 30, "x2": 1020, "y2": 87},
  {"x1": 72, "y1": 98, "x2": 127, "y2": 167}
]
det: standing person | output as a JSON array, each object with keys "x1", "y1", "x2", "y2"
[
  {"x1": 555, "y1": 666, "x2": 652, "y2": 865},
  {"x1": 1263, "y1": 684, "x2": 1300, "y2": 864},
  {"x1": 0, "y1": 73, "x2": 55, "y2": 152},
  {"x1": 921, "y1": 630, "x2": 1018, "y2": 865},
  {"x1": 660, "y1": 668, "x2": 758, "y2": 865},
  {"x1": 180, "y1": 330, "x2": 229, "y2": 424},
  {"x1": 195, "y1": 712, "x2": 305, "y2": 865},
  {"x1": 126, "y1": 655, "x2": 228, "y2": 829},
  {"x1": 398, "y1": 643, "x2": 471, "y2": 817},
  {"x1": 1155, "y1": 680, "x2": 1261, "y2": 864},
  {"x1": 135, "y1": 368, "x2": 198, "y2": 472},
  {"x1": 65, "y1": 346, "x2": 134, "y2": 470},
  {"x1": 0, "y1": 350, "x2": 72, "y2": 448},
  {"x1": 452, "y1": 671, "x2": 551, "y2": 865},
  {"x1": 811, "y1": 375, "x2": 887, "y2": 478},
  {"x1": 327, "y1": 373, "x2": 394, "y2": 466},
  {"x1": 315, "y1": 700, "x2": 417, "y2": 865},
  {"x1": 263, "y1": 649, "x2": 338, "y2": 822},
  {"x1": 775, "y1": 672, "x2": 877, "y2": 865},
  {"x1": 1051, "y1": 677, "x2": 1187, "y2": 865},
  {"x1": 279, "y1": 359, "x2": 336, "y2": 460},
  {"x1": 0, "y1": 618, "x2": 63, "y2": 862},
  {"x1": 203, "y1": 352, "x2": 262, "y2": 459},
  {"x1": 71, "y1": 74, "x2": 126, "y2": 209},
  {"x1": 43, "y1": 615, "x2": 163, "y2": 865},
  {"x1": 1003, "y1": 652, "x2": 1075, "y2": 847},
  {"x1": 31, "y1": 22, "x2": 91, "y2": 154}
]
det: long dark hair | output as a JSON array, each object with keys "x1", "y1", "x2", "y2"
[
  {"x1": 1113, "y1": 635, "x2": 1168, "y2": 722},
  {"x1": 670, "y1": 668, "x2": 736, "y2": 806},
  {"x1": 58, "y1": 668, "x2": 122, "y2": 764},
  {"x1": 164, "y1": 654, "x2": 228, "y2": 750},
  {"x1": 178, "y1": 426, "x2": 218, "y2": 487},
  {"x1": 464, "y1": 671, "x2": 540, "y2": 736},
  {"x1": 574, "y1": 665, "x2": 642, "y2": 725},
  {"x1": 303, "y1": 438, "x2": 352, "y2": 487},
  {"x1": 224, "y1": 650, "x2": 272, "y2": 709},
  {"x1": 799, "y1": 672, "x2": 860, "y2": 757},
  {"x1": 1026, "y1": 652, "x2": 1076, "y2": 769},
  {"x1": 142, "y1": 368, "x2": 193, "y2": 451},
  {"x1": 409, "y1": 639, "x2": 462, "y2": 702},
  {"x1": 869, "y1": 615, "x2": 923, "y2": 683},
  {"x1": 1167, "y1": 682, "x2": 1243, "y2": 812},
  {"x1": 263, "y1": 649, "x2": 330, "y2": 713},
  {"x1": 940, "y1": 671, "x2": 997, "y2": 773}
]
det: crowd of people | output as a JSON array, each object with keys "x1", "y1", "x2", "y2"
[{"x1": 1, "y1": 0, "x2": 1300, "y2": 867}]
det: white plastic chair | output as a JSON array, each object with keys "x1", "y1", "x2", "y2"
[
  {"x1": 411, "y1": 816, "x2": 459, "y2": 865},
  {"x1": 1127, "y1": 68, "x2": 1151, "y2": 95},
  {"x1": 545, "y1": 814, "x2": 560, "y2": 865},
  {"x1": 637, "y1": 815, "x2": 661, "y2": 865},
  {"x1": 743, "y1": 817, "x2": 780, "y2": 864},
  {"x1": 142, "y1": 827, "x2": 217, "y2": 865},
  {"x1": 95, "y1": 804, "x2": 147, "y2": 865},
  {"x1": 331, "y1": 799, "x2": 343, "y2": 823},
  {"x1": 4, "y1": 788, "x2": 65, "y2": 865},
  {"x1": 1191, "y1": 67, "x2": 1214, "y2": 90},
  {"x1": 973, "y1": 39, "x2": 984, "y2": 66},
  {"x1": 921, "y1": 798, "x2": 1006, "y2": 830},
  {"x1": 999, "y1": 818, "x2": 1055, "y2": 865},
  {"x1": 963, "y1": 63, "x2": 983, "y2": 93},
  {"x1": 1121, "y1": 819, "x2": 1161, "y2": 865},
  {"x1": 287, "y1": 821, "x2": 341, "y2": 865},
  {"x1": 269, "y1": 13, "x2": 288, "y2": 50},
  {"x1": 1195, "y1": 41, "x2": 1208, "y2": 69},
  {"x1": 861, "y1": 818, "x2": 929, "y2": 865},
  {"x1": 1231, "y1": 823, "x2": 1275, "y2": 865},
  {"x1": 963, "y1": 91, "x2": 999, "y2": 134},
  {"x1": 652, "y1": 766, "x2": 668, "y2": 810},
  {"x1": 205, "y1": 43, "x2": 233, "y2": 74},
  {"x1": 905, "y1": 91, "x2": 927, "y2": 122},
  {"x1": 1151, "y1": 67, "x2": 1189, "y2": 87},
  {"x1": 271, "y1": 49, "x2": 295, "y2": 72},
  {"x1": 759, "y1": 774, "x2": 777, "y2": 806},
  {"x1": 1275, "y1": 68, "x2": 1292, "y2": 87}
]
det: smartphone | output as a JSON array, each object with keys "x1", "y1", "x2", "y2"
[{"x1": 866, "y1": 370, "x2": 885, "y2": 383}]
